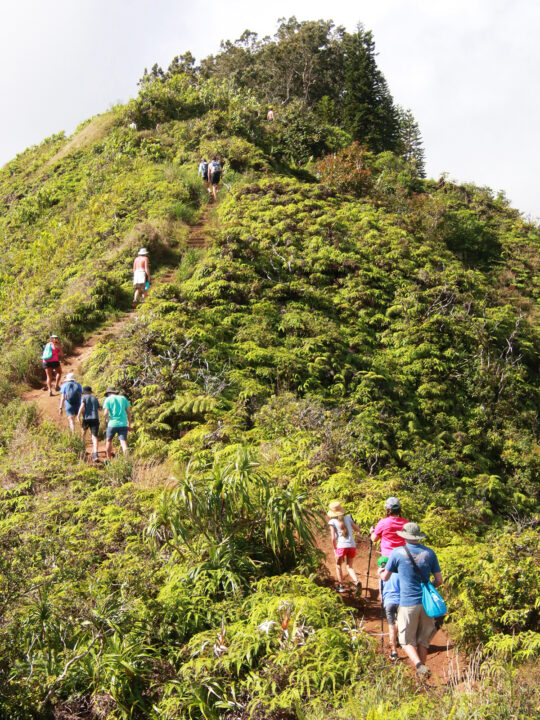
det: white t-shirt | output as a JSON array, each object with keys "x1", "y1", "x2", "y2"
[{"x1": 328, "y1": 515, "x2": 356, "y2": 548}]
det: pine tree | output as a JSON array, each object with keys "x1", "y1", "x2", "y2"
[
  {"x1": 396, "y1": 106, "x2": 426, "y2": 177},
  {"x1": 342, "y1": 27, "x2": 399, "y2": 153}
]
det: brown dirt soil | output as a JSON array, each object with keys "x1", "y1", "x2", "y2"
[
  {"x1": 317, "y1": 528, "x2": 465, "y2": 687},
  {"x1": 21, "y1": 211, "x2": 210, "y2": 467}
]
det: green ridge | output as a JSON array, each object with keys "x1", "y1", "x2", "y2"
[{"x1": 0, "y1": 18, "x2": 538, "y2": 719}]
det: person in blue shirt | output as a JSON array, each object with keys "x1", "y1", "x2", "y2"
[
  {"x1": 377, "y1": 555, "x2": 400, "y2": 661},
  {"x1": 380, "y1": 522, "x2": 443, "y2": 678},
  {"x1": 58, "y1": 372, "x2": 82, "y2": 433}
]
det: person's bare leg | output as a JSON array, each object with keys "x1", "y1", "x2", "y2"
[
  {"x1": 418, "y1": 645, "x2": 428, "y2": 664},
  {"x1": 91, "y1": 434, "x2": 99, "y2": 456},
  {"x1": 119, "y1": 438, "x2": 129, "y2": 455},
  {"x1": 402, "y1": 643, "x2": 422, "y2": 667},
  {"x1": 345, "y1": 560, "x2": 359, "y2": 585},
  {"x1": 55, "y1": 366, "x2": 62, "y2": 390},
  {"x1": 335, "y1": 558, "x2": 344, "y2": 584},
  {"x1": 105, "y1": 438, "x2": 113, "y2": 459},
  {"x1": 212, "y1": 184, "x2": 217, "y2": 201},
  {"x1": 67, "y1": 415, "x2": 75, "y2": 433},
  {"x1": 45, "y1": 367, "x2": 53, "y2": 395},
  {"x1": 389, "y1": 624, "x2": 398, "y2": 653},
  {"x1": 133, "y1": 288, "x2": 140, "y2": 305}
]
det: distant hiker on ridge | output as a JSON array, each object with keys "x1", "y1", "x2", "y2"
[
  {"x1": 327, "y1": 500, "x2": 362, "y2": 595},
  {"x1": 207, "y1": 156, "x2": 222, "y2": 202},
  {"x1": 370, "y1": 496, "x2": 409, "y2": 557},
  {"x1": 380, "y1": 522, "x2": 443, "y2": 678},
  {"x1": 77, "y1": 385, "x2": 101, "y2": 462},
  {"x1": 42, "y1": 334, "x2": 63, "y2": 396},
  {"x1": 133, "y1": 248, "x2": 150, "y2": 307},
  {"x1": 198, "y1": 158, "x2": 209, "y2": 192},
  {"x1": 58, "y1": 372, "x2": 82, "y2": 433},
  {"x1": 103, "y1": 387, "x2": 131, "y2": 459}
]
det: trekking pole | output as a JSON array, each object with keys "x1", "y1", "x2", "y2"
[
  {"x1": 379, "y1": 579, "x2": 385, "y2": 652},
  {"x1": 364, "y1": 539, "x2": 373, "y2": 599}
]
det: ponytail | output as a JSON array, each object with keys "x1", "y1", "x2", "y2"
[{"x1": 337, "y1": 514, "x2": 350, "y2": 540}]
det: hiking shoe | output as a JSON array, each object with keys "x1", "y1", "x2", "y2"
[
  {"x1": 92, "y1": 453, "x2": 99, "y2": 462},
  {"x1": 354, "y1": 581, "x2": 362, "y2": 595},
  {"x1": 336, "y1": 583, "x2": 346, "y2": 593},
  {"x1": 390, "y1": 651, "x2": 398, "y2": 661},
  {"x1": 416, "y1": 664, "x2": 431, "y2": 678}
]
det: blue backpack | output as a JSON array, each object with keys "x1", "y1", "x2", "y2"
[{"x1": 65, "y1": 381, "x2": 81, "y2": 407}]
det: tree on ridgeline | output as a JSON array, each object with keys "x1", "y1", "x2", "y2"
[
  {"x1": 342, "y1": 27, "x2": 399, "y2": 153},
  {"x1": 396, "y1": 106, "x2": 426, "y2": 177}
]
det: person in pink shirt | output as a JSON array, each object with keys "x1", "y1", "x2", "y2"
[{"x1": 370, "y1": 497, "x2": 409, "y2": 557}]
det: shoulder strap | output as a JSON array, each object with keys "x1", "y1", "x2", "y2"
[{"x1": 404, "y1": 545, "x2": 428, "y2": 583}]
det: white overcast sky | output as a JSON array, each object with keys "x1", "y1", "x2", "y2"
[{"x1": 1, "y1": 0, "x2": 539, "y2": 218}]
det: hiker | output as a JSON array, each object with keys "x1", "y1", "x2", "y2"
[
  {"x1": 103, "y1": 387, "x2": 131, "y2": 459},
  {"x1": 77, "y1": 386, "x2": 101, "y2": 462},
  {"x1": 267, "y1": 107, "x2": 274, "y2": 121},
  {"x1": 42, "y1": 335, "x2": 63, "y2": 396},
  {"x1": 207, "y1": 156, "x2": 222, "y2": 202},
  {"x1": 133, "y1": 248, "x2": 150, "y2": 306},
  {"x1": 370, "y1": 496, "x2": 409, "y2": 557},
  {"x1": 380, "y1": 522, "x2": 443, "y2": 678},
  {"x1": 327, "y1": 500, "x2": 362, "y2": 594},
  {"x1": 377, "y1": 555, "x2": 400, "y2": 661},
  {"x1": 198, "y1": 158, "x2": 209, "y2": 192},
  {"x1": 58, "y1": 372, "x2": 82, "y2": 433}
]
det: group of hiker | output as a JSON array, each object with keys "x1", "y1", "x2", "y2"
[
  {"x1": 198, "y1": 157, "x2": 222, "y2": 201},
  {"x1": 328, "y1": 497, "x2": 443, "y2": 678},
  {"x1": 42, "y1": 339, "x2": 131, "y2": 461}
]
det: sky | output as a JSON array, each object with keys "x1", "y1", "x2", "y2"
[{"x1": 1, "y1": 0, "x2": 539, "y2": 219}]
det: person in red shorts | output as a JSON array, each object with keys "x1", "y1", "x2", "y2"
[
  {"x1": 327, "y1": 500, "x2": 362, "y2": 594},
  {"x1": 370, "y1": 496, "x2": 409, "y2": 557}
]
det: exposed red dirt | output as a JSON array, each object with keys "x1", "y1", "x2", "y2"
[
  {"x1": 21, "y1": 213, "x2": 210, "y2": 460},
  {"x1": 317, "y1": 527, "x2": 464, "y2": 686}
]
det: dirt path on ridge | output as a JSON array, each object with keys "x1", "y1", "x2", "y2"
[
  {"x1": 21, "y1": 210, "x2": 211, "y2": 461},
  {"x1": 317, "y1": 529, "x2": 464, "y2": 687}
]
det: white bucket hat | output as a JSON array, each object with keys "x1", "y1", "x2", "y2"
[{"x1": 137, "y1": 248, "x2": 148, "y2": 255}]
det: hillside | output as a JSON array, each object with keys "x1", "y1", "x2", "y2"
[{"x1": 0, "y1": 18, "x2": 539, "y2": 720}]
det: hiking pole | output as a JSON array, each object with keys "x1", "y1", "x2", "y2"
[
  {"x1": 379, "y1": 579, "x2": 385, "y2": 652},
  {"x1": 365, "y1": 539, "x2": 373, "y2": 599}
]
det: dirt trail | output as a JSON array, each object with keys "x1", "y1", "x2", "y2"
[
  {"x1": 21, "y1": 210, "x2": 211, "y2": 460},
  {"x1": 317, "y1": 529, "x2": 463, "y2": 686}
]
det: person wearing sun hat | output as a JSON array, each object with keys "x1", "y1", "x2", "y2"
[
  {"x1": 102, "y1": 387, "x2": 131, "y2": 459},
  {"x1": 58, "y1": 371, "x2": 82, "y2": 433},
  {"x1": 370, "y1": 496, "x2": 409, "y2": 557},
  {"x1": 380, "y1": 522, "x2": 443, "y2": 678},
  {"x1": 327, "y1": 501, "x2": 362, "y2": 594},
  {"x1": 132, "y1": 247, "x2": 150, "y2": 306}
]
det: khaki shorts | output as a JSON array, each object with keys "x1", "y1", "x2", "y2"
[{"x1": 398, "y1": 604, "x2": 435, "y2": 648}]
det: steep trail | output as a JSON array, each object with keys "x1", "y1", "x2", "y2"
[
  {"x1": 21, "y1": 209, "x2": 211, "y2": 459},
  {"x1": 20, "y1": 206, "x2": 462, "y2": 684},
  {"x1": 317, "y1": 530, "x2": 464, "y2": 686}
]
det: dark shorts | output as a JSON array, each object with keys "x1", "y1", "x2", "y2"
[
  {"x1": 385, "y1": 603, "x2": 399, "y2": 625},
  {"x1": 106, "y1": 426, "x2": 128, "y2": 441},
  {"x1": 43, "y1": 361, "x2": 60, "y2": 369},
  {"x1": 82, "y1": 419, "x2": 100, "y2": 437},
  {"x1": 211, "y1": 172, "x2": 221, "y2": 185}
]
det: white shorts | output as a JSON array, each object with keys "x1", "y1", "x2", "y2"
[{"x1": 133, "y1": 269, "x2": 146, "y2": 286}]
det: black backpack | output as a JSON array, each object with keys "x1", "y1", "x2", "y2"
[{"x1": 65, "y1": 381, "x2": 81, "y2": 406}]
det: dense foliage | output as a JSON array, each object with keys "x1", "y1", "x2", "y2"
[{"x1": 0, "y1": 16, "x2": 537, "y2": 720}]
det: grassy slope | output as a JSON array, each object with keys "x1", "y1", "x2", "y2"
[{"x1": 0, "y1": 79, "x2": 538, "y2": 718}]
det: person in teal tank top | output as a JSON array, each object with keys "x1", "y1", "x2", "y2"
[{"x1": 102, "y1": 387, "x2": 131, "y2": 459}]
